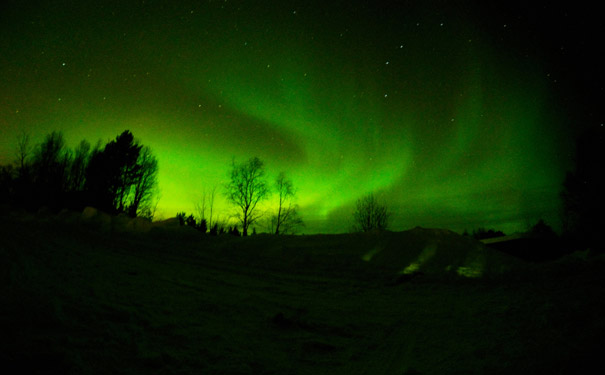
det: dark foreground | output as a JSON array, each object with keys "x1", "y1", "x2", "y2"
[{"x1": 1, "y1": 211, "x2": 604, "y2": 374}]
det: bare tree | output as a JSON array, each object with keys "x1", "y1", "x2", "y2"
[
  {"x1": 194, "y1": 193, "x2": 206, "y2": 225},
  {"x1": 272, "y1": 172, "x2": 304, "y2": 234},
  {"x1": 194, "y1": 185, "x2": 218, "y2": 230},
  {"x1": 139, "y1": 191, "x2": 161, "y2": 221},
  {"x1": 32, "y1": 131, "x2": 69, "y2": 197},
  {"x1": 352, "y1": 192, "x2": 390, "y2": 232},
  {"x1": 128, "y1": 146, "x2": 158, "y2": 217},
  {"x1": 15, "y1": 130, "x2": 31, "y2": 176},
  {"x1": 13, "y1": 131, "x2": 33, "y2": 205},
  {"x1": 68, "y1": 140, "x2": 90, "y2": 191},
  {"x1": 225, "y1": 157, "x2": 270, "y2": 236}
]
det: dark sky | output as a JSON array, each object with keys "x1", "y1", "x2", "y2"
[{"x1": 1, "y1": 0, "x2": 603, "y2": 233}]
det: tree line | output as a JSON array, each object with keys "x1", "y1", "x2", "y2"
[
  {"x1": 176, "y1": 157, "x2": 304, "y2": 236},
  {"x1": 0, "y1": 130, "x2": 159, "y2": 218},
  {"x1": 0, "y1": 129, "x2": 306, "y2": 235},
  {"x1": 2, "y1": 125, "x2": 599, "y2": 245}
]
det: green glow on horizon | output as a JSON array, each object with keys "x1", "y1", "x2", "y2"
[{"x1": 0, "y1": 2, "x2": 572, "y2": 233}]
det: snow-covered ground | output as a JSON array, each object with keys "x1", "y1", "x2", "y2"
[{"x1": 2, "y1": 210, "x2": 603, "y2": 374}]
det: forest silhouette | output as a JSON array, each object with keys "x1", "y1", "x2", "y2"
[
  {"x1": 1, "y1": 129, "x2": 307, "y2": 236},
  {"x1": 1, "y1": 126, "x2": 602, "y2": 248},
  {"x1": 2, "y1": 130, "x2": 158, "y2": 218}
]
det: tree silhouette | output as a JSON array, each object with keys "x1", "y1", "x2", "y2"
[
  {"x1": 12, "y1": 131, "x2": 33, "y2": 207},
  {"x1": 67, "y1": 140, "x2": 90, "y2": 192},
  {"x1": 4, "y1": 129, "x2": 159, "y2": 215},
  {"x1": 84, "y1": 130, "x2": 158, "y2": 216},
  {"x1": 225, "y1": 157, "x2": 269, "y2": 236},
  {"x1": 272, "y1": 172, "x2": 303, "y2": 234},
  {"x1": 194, "y1": 185, "x2": 218, "y2": 231},
  {"x1": 32, "y1": 131, "x2": 70, "y2": 208},
  {"x1": 352, "y1": 192, "x2": 390, "y2": 232},
  {"x1": 112, "y1": 132, "x2": 142, "y2": 213},
  {"x1": 128, "y1": 146, "x2": 158, "y2": 217},
  {"x1": 15, "y1": 131, "x2": 31, "y2": 179},
  {"x1": 86, "y1": 132, "x2": 136, "y2": 213},
  {"x1": 472, "y1": 228, "x2": 505, "y2": 240}
]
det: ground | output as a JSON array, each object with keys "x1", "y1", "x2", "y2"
[{"x1": 1, "y1": 210, "x2": 604, "y2": 374}]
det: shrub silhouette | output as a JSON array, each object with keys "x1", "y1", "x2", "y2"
[
  {"x1": 209, "y1": 222, "x2": 219, "y2": 236},
  {"x1": 175, "y1": 212, "x2": 209, "y2": 233},
  {"x1": 198, "y1": 218, "x2": 208, "y2": 234},
  {"x1": 185, "y1": 214, "x2": 196, "y2": 227},
  {"x1": 229, "y1": 226, "x2": 241, "y2": 236},
  {"x1": 176, "y1": 212, "x2": 186, "y2": 226}
]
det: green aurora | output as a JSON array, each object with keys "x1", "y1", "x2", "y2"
[{"x1": 0, "y1": 1, "x2": 587, "y2": 233}]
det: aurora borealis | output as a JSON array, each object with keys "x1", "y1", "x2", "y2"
[{"x1": 1, "y1": 1, "x2": 603, "y2": 233}]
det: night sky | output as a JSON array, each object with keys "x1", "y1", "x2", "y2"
[{"x1": 1, "y1": 1, "x2": 603, "y2": 233}]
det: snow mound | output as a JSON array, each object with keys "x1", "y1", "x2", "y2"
[
  {"x1": 80, "y1": 206, "x2": 111, "y2": 232},
  {"x1": 209, "y1": 227, "x2": 527, "y2": 280},
  {"x1": 363, "y1": 227, "x2": 525, "y2": 279},
  {"x1": 80, "y1": 207, "x2": 153, "y2": 234}
]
